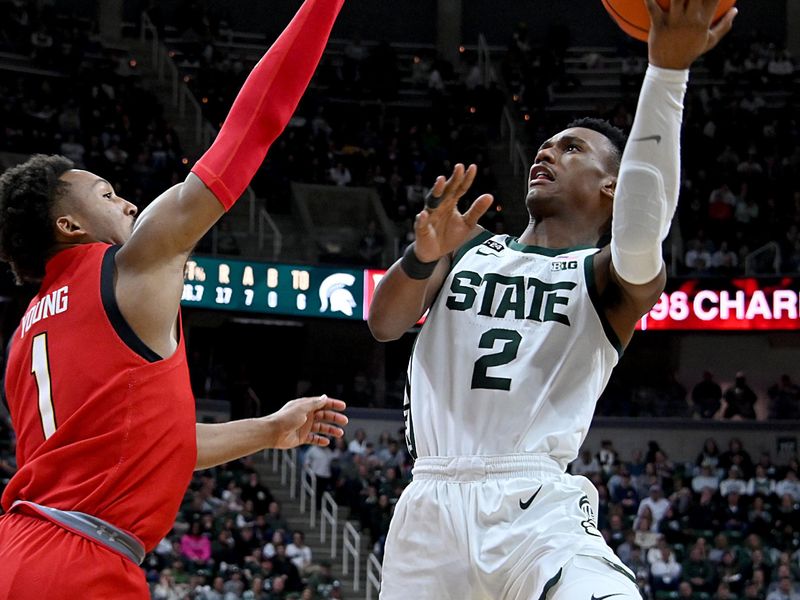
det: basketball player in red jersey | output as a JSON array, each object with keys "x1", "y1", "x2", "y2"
[{"x1": 0, "y1": 1, "x2": 347, "y2": 598}]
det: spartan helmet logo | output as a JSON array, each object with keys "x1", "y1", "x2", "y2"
[{"x1": 319, "y1": 273, "x2": 357, "y2": 316}]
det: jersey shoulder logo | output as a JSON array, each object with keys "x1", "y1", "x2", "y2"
[
  {"x1": 550, "y1": 260, "x2": 578, "y2": 272},
  {"x1": 476, "y1": 239, "x2": 505, "y2": 256}
]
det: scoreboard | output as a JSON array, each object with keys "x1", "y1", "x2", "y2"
[
  {"x1": 182, "y1": 256, "x2": 800, "y2": 331},
  {"x1": 182, "y1": 257, "x2": 364, "y2": 320}
]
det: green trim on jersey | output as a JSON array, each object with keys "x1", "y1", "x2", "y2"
[
  {"x1": 536, "y1": 567, "x2": 563, "y2": 600},
  {"x1": 601, "y1": 557, "x2": 638, "y2": 586},
  {"x1": 506, "y1": 237, "x2": 596, "y2": 256},
  {"x1": 583, "y1": 254, "x2": 624, "y2": 358},
  {"x1": 451, "y1": 229, "x2": 494, "y2": 269}
]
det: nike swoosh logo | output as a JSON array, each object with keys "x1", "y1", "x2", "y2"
[
  {"x1": 631, "y1": 134, "x2": 661, "y2": 144},
  {"x1": 519, "y1": 486, "x2": 543, "y2": 510},
  {"x1": 475, "y1": 250, "x2": 498, "y2": 256},
  {"x1": 591, "y1": 594, "x2": 624, "y2": 600}
]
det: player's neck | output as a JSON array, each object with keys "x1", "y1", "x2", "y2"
[{"x1": 518, "y1": 218, "x2": 600, "y2": 249}]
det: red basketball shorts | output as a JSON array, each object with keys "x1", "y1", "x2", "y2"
[{"x1": 0, "y1": 511, "x2": 149, "y2": 599}]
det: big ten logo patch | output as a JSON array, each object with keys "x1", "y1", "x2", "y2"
[
  {"x1": 579, "y1": 495, "x2": 602, "y2": 537},
  {"x1": 483, "y1": 240, "x2": 505, "y2": 253},
  {"x1": 550, "y1": 260, "x2": 578, "y2": 272}
]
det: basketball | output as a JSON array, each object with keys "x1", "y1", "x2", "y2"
[{"x1": 602, "y1": 0, "x2": 737, "y2": 42}]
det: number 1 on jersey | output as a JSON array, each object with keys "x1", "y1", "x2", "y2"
[
  {"x1": 471, "y1": 328, "x2": 522, "y2": 391},
  {"x1": 31, "y1": 333, "x2": 57, "y2": 439}
]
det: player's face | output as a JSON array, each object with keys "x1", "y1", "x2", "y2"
[
  {"x1": 526, "y1": 127, "x2": 616, "y2": 221},
  {"x1": 57, "y1": 170, "x2": 138, "y2": 245}
]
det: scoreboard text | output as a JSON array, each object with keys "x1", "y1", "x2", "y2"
[{"x1": 182, "y1": 257, "x2": 800, "y2": 331}]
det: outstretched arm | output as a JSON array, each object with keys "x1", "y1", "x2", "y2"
[
  {"x1": 595, "y1": 0, "x2": 736, "y2": 346},
  {"x1": 115, "y1": 0, "x2": 344, "y2": 357},
  {"x1": 195, "y1": 396, "x2": 347, "y2": 470},
  {"x1": 368, "y1": 164, "x2": 493, "y2": 341}
]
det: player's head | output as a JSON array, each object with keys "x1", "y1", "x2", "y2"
[
  {"x1": 526, "y1": 117, "x2": 627, "y2": 242},
  {"x1": 0, "y1": 154, "x2": 138, "y2": 283}
]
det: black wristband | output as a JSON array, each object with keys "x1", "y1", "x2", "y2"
[{"x1": 400, "y1": 244, "x2": 438, "y2": 280}]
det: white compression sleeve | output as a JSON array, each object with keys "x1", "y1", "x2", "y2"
[{"x1": 611, "y1": 65, "x2": 688, "y2": 285}]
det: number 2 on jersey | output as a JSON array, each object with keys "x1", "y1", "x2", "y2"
[
  {"x1": 471, "y1": 328, "x2": 522, "y2": 391},
  {"x1": 31, "y1": 333, "x2": 57, "y2": 439}
]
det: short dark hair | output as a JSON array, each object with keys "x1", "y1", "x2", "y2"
[
  {"x1": 567, "y1": 117, "x2": 627, "y2": 173},
  {"x1": 0, "y1": 154, "x2": 74, "y2": 283}
]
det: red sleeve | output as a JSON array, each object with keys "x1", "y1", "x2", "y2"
[{"x1": 191, "y1": 0, "x2": 344, "y2": 209}]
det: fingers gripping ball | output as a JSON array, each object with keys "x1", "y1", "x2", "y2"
[{"x1": 602, "y1": 0, "x2": 736, "y2": 42}]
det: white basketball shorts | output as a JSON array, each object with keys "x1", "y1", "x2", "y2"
[{"x1": 379, "y1": 454, "x2": 640, "y2": 600}]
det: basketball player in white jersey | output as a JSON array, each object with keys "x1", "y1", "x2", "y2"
[{"x1": 368, "y1": 1, "x2": 736, "y2": 599}]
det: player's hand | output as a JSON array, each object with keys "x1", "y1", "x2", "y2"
[
  {"x1": 413, "y1": 163, "x2": 494, "y2": 263},
  {"x1": 265, "y1": 395, "x2": 347, "y2": 449},
  {"x1": 645, "y1": 0, "x2": 737, "y2": 70}
]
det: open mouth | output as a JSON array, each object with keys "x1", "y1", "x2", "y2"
[{"x1": 529, "y1": 165, "x2": 555, "y2": 186}]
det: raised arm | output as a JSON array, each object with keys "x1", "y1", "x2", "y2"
[
  {"x1": 195, "y1": 396, "x2": 347, "y2": 470},
  {"x1": 595, "y1": 0, "x2": 736, "y2": 345},
  {"x1": 368, "y1": 164, "x2": 493, "y2": 341},
  {"x1": 115, "y1": 0, "x2": 344, "y2": 357}
]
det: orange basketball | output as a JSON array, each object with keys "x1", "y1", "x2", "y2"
[{"x1": 602, "y1": 0, "x2": 737, "y2": 42}]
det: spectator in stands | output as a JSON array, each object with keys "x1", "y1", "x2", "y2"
[
  {"x1": 328, "y1": 162, "x2": 352, "y2": 186},
  {"x1": 775, "y1": 470, "x2": 800, "y2": 502},
  {"x1": 677, "y1": 580, "x2": 695, "y2": 599},
  {"x1": 376, "y1": 439, "x2": 405, "y2": 470},
  {"x1": 638, "y1": 484, "x2": 671, "y2": 531},
  {"x1": 348, "y1": 429, "x2": 368, "y2": 456},
  {"x1": 692, "y1": 373, "x2": 723, "y2": 419},
  {"x1": 720, "y1": 466, "x2": 748, "y2": 497},
  {"x1": 650, "y1": 543, "x2": 683, "y2": 593},
  {"x1": 718, "y1": 549, "x2": 747, "y2": 596},
  {"x1": 719, "y1": 438, "x2": 754, "y2": 478},
  {"x1": 304, "y1": 443, "x2": 334, "y2": 509},
  {"x1": 611, "y1": 470, "x2": 640, "y2": 516},
  {"x1": 263, "y1": 531, "x2": 285, "y2": 560},
  {"x1": 767, "y1": 576, "x2": 800, "y2": 600},
  {"x1": 717, "y1": 490, "x2": 748, "y2": 533},
  {"x1": 769, "y1": 375, "x2": 800, "y2": 420},
  {"x1": 685, "y1": 239, "x2": 713, "y2": 275},
  {"x1": 597, "y1": 439, "x2": 619, "y2": 476},
  {"x1": 571, "y1": 449, "x2": 601, "y2": 478},
  {"x1": 180, "y1": 521, "x2": 213, "y2": 572},
  {"x1": 241, "y1": 473, "x2": 273, "y2": 516},
  {"x1": 747, "y1": 464, "x2": 777, "y2": 498},
  {"x1": 693, "y1": 463, "x2": 721, "y2": 495},
  {"x1": 307, "y1": 562, "x2": 338, "y2": 598},
  {"x1": 264, "y1": 501, "x2": 289, "y2": 537},
  {"x1": 723, "y1": 372, "x2": 758, "y2": 420},
  {"x1": 683, "y1": 543, "x2": 717, "y2": 594},
  {"x1": 711, "y1": 241, "x2": 739, "y2": 274},
  {"x1": 286, "y1": 531, "x2": 313, "y2": 575}
]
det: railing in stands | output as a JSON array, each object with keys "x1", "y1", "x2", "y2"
[
  {"x1": 258, "y1": 207, "x2": 283, "y2": 260},
  {"x1": 480, "y1": 33, "x2": 529, "y2": 194},
  {"x1": 299, "y1": 464, "x2": 317, "y2": 527},
  {"x1": 365, "y1": 552, "x2": 382, "y2": 600},
  {"x1": 319, "y1": 491, "x2": 338, "y2": 558},
  {"x1": 342, "y1": 522, "x2": 361, "y2": 592},
  {"x1": 140, "y1": 11, "x2": 281, "y2": 255},
  {"x1": 140, "y1": 12, "x2": 214, "y2": 147},
  {"x1": 280, "y1": 448, "x2": 297, "y2": 500},
  {"x1": 745, "y1": 241, "x2": 781, "y2": 275}
]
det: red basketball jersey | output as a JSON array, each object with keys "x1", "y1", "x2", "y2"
[{"x1": 2, "y1": 243, "x2": 196, "y2": 550}]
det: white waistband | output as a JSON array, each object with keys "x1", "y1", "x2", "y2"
[{"x1": 412, "y1": 454, "x2": 564, "y2": 481}]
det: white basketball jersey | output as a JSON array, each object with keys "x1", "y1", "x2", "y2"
[{"x1": 404, "y1": 232, "x2": 623, "y2": 469}]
